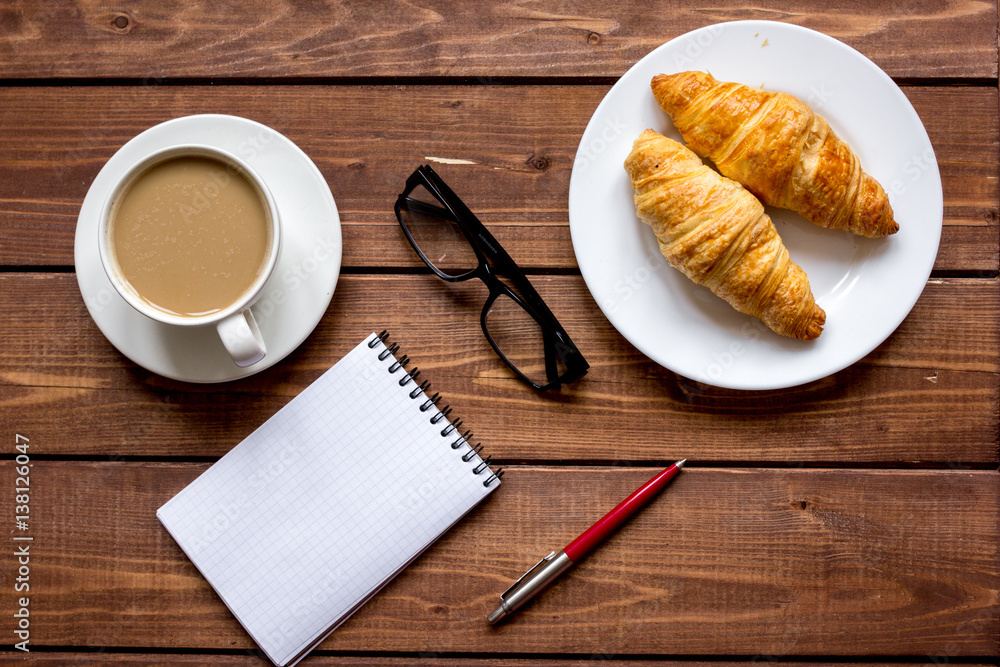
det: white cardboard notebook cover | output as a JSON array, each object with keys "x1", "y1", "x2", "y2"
[{"x1": 157, "y1": 333, "x2": 501, "y2": 666}]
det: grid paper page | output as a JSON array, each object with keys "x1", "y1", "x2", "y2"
[{"x1": 157, "y1": 334, "x2": 499, "y2": 666}]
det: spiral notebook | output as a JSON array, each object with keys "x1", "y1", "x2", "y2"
[{"x1": 157, "y1": 332, "x2": 502, "y2": 667}]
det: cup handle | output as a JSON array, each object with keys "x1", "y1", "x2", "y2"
[{"x1": 217, "y1": 309, "x2": 266, "y2": 367}]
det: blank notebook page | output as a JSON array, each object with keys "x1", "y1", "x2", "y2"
[{"x1": 157, "y1": 333, "x2": 499, "y2": 666}]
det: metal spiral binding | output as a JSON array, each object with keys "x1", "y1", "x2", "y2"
[
  {"x1": 367, "y1": 330, "x2": 390, "y2": 348},
  {"x1": 371, "y1": 330, "x2": 503, "y2": 488},
  {"x1": 451, "y1": 430, "x2": 472, "y2": 449},
  {"x1": 429, "y1": 406, "x2": 451, "y2": 425},
  {"x1": 419, "y1": 392, "x2": 441, "y2": 412},
  {"x1": 441, "y1": 419, "x2": 461, "y2": 438},
  {"x1": 462, "y1": 443, "x2": 484, "y2": 462},
  {"x1": 387, "y1": 355, "x2": 409, "y2": 373}
]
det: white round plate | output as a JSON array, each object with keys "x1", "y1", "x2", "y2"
[
  {"x1": 75, "y1": 114, "x2": 342, "y2": 383},
  {"x1": 568, "y1": 20, "x2": 942, "y2": 390}
]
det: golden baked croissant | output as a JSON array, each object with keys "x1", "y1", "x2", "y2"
[
  {"x1": 651, "y1": 71, "x2": 898, "y2": 238},
  {"x1": 625, "y1": 129, "x2": 825, "y2": 341}
]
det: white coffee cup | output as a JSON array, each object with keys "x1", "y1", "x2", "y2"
[{"x1": 98, "y1": 145, "x2": 281, "y2": 368}]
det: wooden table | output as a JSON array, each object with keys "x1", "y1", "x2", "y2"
[{"x1": 1, "y1": 2, "x2": 997, "y2": 665}]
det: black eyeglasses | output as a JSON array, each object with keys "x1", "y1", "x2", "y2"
[{"x1": 394, "y1": 165, "x2": 588, "y2": 390}]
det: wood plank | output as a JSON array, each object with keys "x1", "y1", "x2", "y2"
[
  {"x1": 0, "y1": 274, "x2": 996, "y2": 463},
  {"x1": 12, "y1": 657, "x2": 994, "y2": 666},
  {"x1": 0, "y1": 2, "x2": 994, "y2": 80},
  {"x1": 0, "y1": 85, "x2": 995, "y2": 272},
  {"x1": 3, "y1": 462, "x2": 995, "y2": 656}
]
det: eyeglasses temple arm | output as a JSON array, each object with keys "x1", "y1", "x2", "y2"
[
  {"x1": 542, "y1": 328, "x2": 561, "y2": 383},
  {"x1": 402, "y1": 198, "x2": 458, "y2": 221},
  {"x1": 460, "y1": 215, "x2": 561, "y2": 325}
]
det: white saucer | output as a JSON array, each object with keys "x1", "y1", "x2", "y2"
[{"x1": 75, "y1": 114, "x2": 342, "y2": 383}]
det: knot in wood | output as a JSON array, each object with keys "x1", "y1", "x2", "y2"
[
  {"x1": 110, "y1": 12, "x2": 134, "y2": 33},
  {"x1": 588, "y1": 32, "x2": 601, "y2": 45},
  {"x1": 527, "y1": 155, "x2": 550, "y2": 171}
]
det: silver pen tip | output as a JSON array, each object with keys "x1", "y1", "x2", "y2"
[
  {"x1": 487, "y1": 605, "x2": 507, "y2": 625},
  {"x1": 676, "y1": 459, "x2": 687, "y2": 468}
]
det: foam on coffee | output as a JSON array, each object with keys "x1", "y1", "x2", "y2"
[{"x1": 109, "y1": 156, "x2": 271, "y2": 317}]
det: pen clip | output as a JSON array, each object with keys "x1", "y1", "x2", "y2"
[{"x1": 500, "y1": 551, "x2": 557, "y2": 601}]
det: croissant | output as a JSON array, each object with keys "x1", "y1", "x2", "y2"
[
  {"x1": 651, "y1": 71, "x2": 898, "y2": 238},
  {"x1": 624, "y1": 129, "x2": 825, "y2": 341}
]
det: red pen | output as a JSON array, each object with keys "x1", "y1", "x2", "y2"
[{"x1": 487, "y1": 459, "x2": 685, "y2": 625}]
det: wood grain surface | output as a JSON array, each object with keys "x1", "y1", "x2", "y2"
[
  {"x1": 14, "y1": 659, "x2": 994, "y2": 667},
  {"x1": 1, "y1": 462, "x2": 995, "y2": 656},
  {"x1": 0, "y1": 85, "x2": 995, "y2": 272},
  {"x1": 0, "y1": 273, "x2": 996, "y2": 463},
  {"x1": 0, "y1": 1, "x2": 995, "y2": 80},
  {"x1": 1, "y1": 2, "x2": 997, "y2": 663}
]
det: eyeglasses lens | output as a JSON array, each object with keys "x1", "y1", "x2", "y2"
[
  {"x1": 398, "y1": 184, "x2": 479, "y2": 277},
  {"x1": 484, "y1": 292, "x2": 568, "y2": 386}
]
